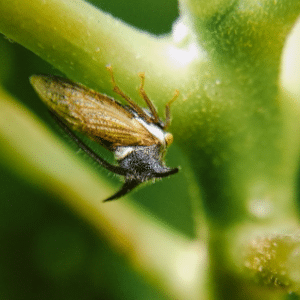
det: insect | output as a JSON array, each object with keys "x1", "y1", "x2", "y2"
[{"x1": 30, "y1": 66, "x2": 179, "y2": 201}]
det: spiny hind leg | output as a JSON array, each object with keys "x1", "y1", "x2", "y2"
[
  {"x1": 106, "y1": 65, "x2": 130, "y2": 102},
  {"x1": 164, "y1": 89, "x2": 179, "y2": 129},
  {"x1": 106, "y1": 65, "x2": 148, "y2": 120},
  {"x1": 138, "y1": 72, "x2": 159, "y2": 123}
]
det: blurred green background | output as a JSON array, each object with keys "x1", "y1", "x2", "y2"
[{"x1": 0, "y1": 0, "x2": 201, "y2": 299}]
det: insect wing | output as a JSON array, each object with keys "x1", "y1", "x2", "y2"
[{"x1": 30, "y1": 75, "x2": 159, "y2": 148}]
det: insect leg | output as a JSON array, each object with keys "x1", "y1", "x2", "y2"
[
  {"x1": 138, "y1": 72, "x2": 160, "y2": 123},
  {"x1": 103, "y1": 180, "x2": 141, "y2": 202},
  {"x1": 48, "y1": 110, "x2": 128, "y2": 176},
  {"x1": 164, "y1": 89, "x2": 179, "y2": 129},
  {"x1": 106, "y1": 65, "x2": 150, "y2": 121}
]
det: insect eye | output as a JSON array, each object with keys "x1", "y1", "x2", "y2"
[{"x1": 165, "y1": 133, "x2": 174, "y2": 147}]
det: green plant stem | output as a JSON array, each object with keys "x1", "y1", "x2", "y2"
[
  {"x1": 0, "y1": 0, "x2": 194, "y2": 100},
  {"x1": 1, "y1": 0, "x2": 300, "y2": 298}
]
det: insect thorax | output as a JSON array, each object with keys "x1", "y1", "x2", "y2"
[{"x1": 115, "y1": 145, "x2": 171, "y2": 182}]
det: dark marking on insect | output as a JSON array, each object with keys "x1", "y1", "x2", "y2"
[{"x1": 30, "y1": 66, "x2": 179, "y2": 201}]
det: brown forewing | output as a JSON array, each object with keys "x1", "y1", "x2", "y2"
[{"x1": 31, "y1": 75, "x2": 159, "y2": 148}]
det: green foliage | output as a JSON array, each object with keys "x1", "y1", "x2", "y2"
[{"x1": 0, "y1": 0, "x2": 300, "y2": 299}]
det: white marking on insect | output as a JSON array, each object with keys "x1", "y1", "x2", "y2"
[
  {"x1": 115, "y1": 146, "x2": 135, "y2": 160},
  {"x1": 135, "y1": 117, "x2": 166, "y2": 146}
]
